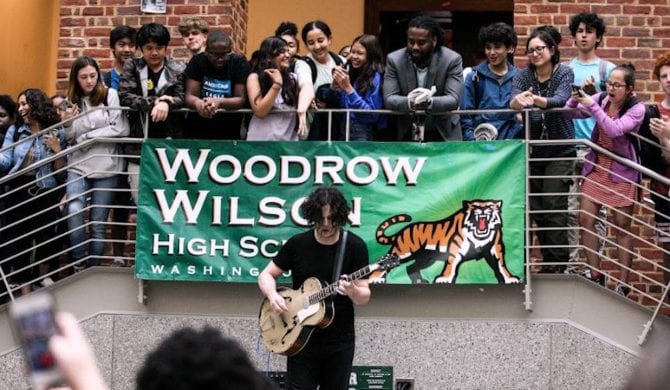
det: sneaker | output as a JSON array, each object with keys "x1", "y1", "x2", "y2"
[
  {"x1": 615, "y1": 283, "x2": 631, "y2": 297},
  {"x1": 581, "y1": 269, "x2": 605, "y2": 286},
  {"x1": 40, "y1": 277, "x2": 55, "y2": 287},
  {"x1": 73, "y1": 264, "x2": 86, "y2": 273},
  {"x1": 111, "y1": 257, "x2": 125, "y2": 267}
]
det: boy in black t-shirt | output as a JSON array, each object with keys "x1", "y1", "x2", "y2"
[
  {"x1": 184, "y1": 30, "x2": 250, "y2": 140},
  {"x1": 259, "y1": 187, "x2": 371, "y2": 390}
]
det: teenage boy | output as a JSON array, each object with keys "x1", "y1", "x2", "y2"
[
  {"x1": 103, "y1": 26, "x2": 137, "y2": 90},
  {"x1": 460, "y1": 22, "x2": 522, "y2": 141},
  {"x1": 178, "y1": 18, "x2": 208, "y2": 57},
  {"x1": 184, "y1": 30, "x2": 250, "y2": 139},
  {"x1": 118, "y1": 23, "x2": 185, "y2": 204},
  {"x1": 565, "y1": 12, "x2": 615, "y2": 269}
]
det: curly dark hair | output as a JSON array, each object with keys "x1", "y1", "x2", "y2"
[
  {"x1": 275, "y1": 21, "x2": 298, "y2": 38},
  {"x1": 348, "y1": 34, "x2": 384, "y2": 95},
  {"x1": 300, "y1": 186, "x2": 350, "y2": 227},
  {"x1": 478, "y1": 22, "x2": 517, "y2": 49},
  {"x1": 253, "y1": 36, "x2": 297, "y2": 106},
  {"x1": 408, "y1": 15, "x2": 444, "y2": 48},
  {"x1": 17, "y1": 89, "x2": 60, "y2": 129},
  {"x1": 136, "y1": 327, "x2": 275, "y2": 390},
  {"x1": 0, "y1": 94, "x2": 17, "y2": 129},
  {"x1": 569, "y1": 12, "x2": 606, "y2": 48}
]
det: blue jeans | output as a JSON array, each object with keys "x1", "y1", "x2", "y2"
[{"x1": 66, "y1": 173, "x2": 118, "y2": 266}]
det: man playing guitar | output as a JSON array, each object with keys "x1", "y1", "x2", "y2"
[{"x1": 258, "y1": 186, "x2": 371, "y2": 390}]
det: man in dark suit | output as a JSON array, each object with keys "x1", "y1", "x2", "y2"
[{"x1": 383, "y1": 15, "x2": 464, "y2": 141}]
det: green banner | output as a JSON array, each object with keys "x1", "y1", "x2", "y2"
[{"x1": 135, "y1": 140, "x2": 526, "y2": 284}]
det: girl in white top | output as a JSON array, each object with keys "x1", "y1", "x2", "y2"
[
  {"x1": 295, "y1": 20, "x2": 346, "y2": 140},
  {"x1": 246, "y1": 36, "x2": 313, "y2": 140},
  {"x1": 60, "y1": 56, "x2": 129, "y2": 267}
]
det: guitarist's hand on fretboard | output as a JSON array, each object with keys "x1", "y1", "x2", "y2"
[{"x1": 335, "y1": 275, "x2": 371, "y2": 305}]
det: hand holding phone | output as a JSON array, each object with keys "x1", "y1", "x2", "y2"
[
  {"x1": 10, "y1": 293, "x2": 63, "y2": 390},
  {"x1": 571, "y1": 85, "x2": 583, "y2": 94}
]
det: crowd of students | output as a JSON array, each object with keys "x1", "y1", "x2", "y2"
[{"x1": 1, "y1": 13, "x2": 670, "y2": 300}]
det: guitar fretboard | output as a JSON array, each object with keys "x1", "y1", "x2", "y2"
[{"x1": 308, "y1": 264, "x2": 373, "y2": 305}]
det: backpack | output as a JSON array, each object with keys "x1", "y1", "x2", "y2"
[
  {"x1": 564, "y1": 58, "x2": 615, "y2": 92},
  {"x1": 596, "y1": 93, "x2": 661, "y2": 171}
]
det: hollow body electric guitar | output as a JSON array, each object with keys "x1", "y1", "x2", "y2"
[{"x1": 258, "y1": 254, "x2": 399, "y2": 356}]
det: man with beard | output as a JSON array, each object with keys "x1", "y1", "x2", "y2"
[
  {"x1": 184, "y1": 30, "x2": 250, "y2": 139},
  {"x1": 103, "y1": 26, "x2": 137, "y2": 90},
  {"x1": 258, "y1": 186, "x2": 371, "y2": 390},
  {"x1": 383, "y1": 15, "x2": 463, "y2": 141}
]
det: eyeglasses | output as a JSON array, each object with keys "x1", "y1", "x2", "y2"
[
  {"x1": 205, "y1": 50, "x2": 232, "y2": 60},
  {"x1": 606, "y1": 82, "x2": 627, "y2": 89},
  {"x1": 525, "y1": 46, "x2": 547, "y2": 56}
]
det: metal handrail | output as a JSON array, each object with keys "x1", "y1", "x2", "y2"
[{"x1": 0, "y1": 104, "x2": 668, "y2": 344}]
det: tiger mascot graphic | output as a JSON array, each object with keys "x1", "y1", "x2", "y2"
[{"x1": 370, "y1": 200, "x2": 520, "y2": 284}]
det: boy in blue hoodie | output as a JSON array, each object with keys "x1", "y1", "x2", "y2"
[{"x1": 460, "y1": 22, "x2": 522, "y2": 140}]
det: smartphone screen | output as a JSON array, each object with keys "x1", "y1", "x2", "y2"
[
  {"x1": 17, "y1": 308, "x2": 57, "y2": 372},
  {"x1": 10, "y1": 293, "x2": 62, "y2": 389}
]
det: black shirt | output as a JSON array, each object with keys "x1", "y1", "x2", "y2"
[
  {"x1": 184, "y1": 52, "x2": 250, "y2": 140},
  {"x1": 274, "y1": 229, "x2": 369, "y2": 342}
]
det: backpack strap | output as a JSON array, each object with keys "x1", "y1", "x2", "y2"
[
  {"x1": 471, "y1": 70, "x2": 483, "y2": 108},
  {"x1": 302, "y1": 52, "x2": 344, "y2": 84},
  {"x1": 598, "y1": 60, "x2": 614, "y2": 92},
  {"x1": 331, "y1": 230, "x2": 348, "y2": 283},
  {"x1": 301, "y1": 56, "x2": 318, "y2": 84}
]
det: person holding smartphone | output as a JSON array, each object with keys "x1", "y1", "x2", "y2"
[
  {"x1": 245, "y1": 36, "x2": 313, "y2": 141},
  {"x1": 331, "y1": 34, "x2": 387, "y2": 141},
  {"x1": 648, "y1": 52, "x2": 670, "y2": 296},
  {"x1": 59, "y1": 56, "x2": 129, "y2": 270},
  {"x1": 564, "y1": 64, "x2": 645, "y2": 296}
]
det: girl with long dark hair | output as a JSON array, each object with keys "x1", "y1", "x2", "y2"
[
  {"x1": 0, "y1": 88, "x2": 66, "y2": 294},
  {"x1": 246, "y1": 36, "x2": 313, "y2": 140},
  {"x1": 331, "y1": 34, "x2": 387, "y2": 141}
]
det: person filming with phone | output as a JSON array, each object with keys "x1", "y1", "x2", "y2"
[{"x1": 563, "y1": 63, "x2": 645, "y2": 296}]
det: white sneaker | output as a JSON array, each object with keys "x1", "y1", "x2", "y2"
[
  {"x1": 111, "y1": 258, "x2": 125, "y2": 267},
  {"x1": 40, "y1": 277, "x2": 55, "y2": 287}
]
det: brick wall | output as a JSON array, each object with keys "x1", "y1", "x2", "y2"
[
  {"x1": 514, "y1": 0, "x2": 670, "y2": 103},
  {"x1": 56, "y1": 0, "x2": 248, "y2": 92},
  {"x1": 517, "y1": 1, "x2": 670, "y2": 313}
]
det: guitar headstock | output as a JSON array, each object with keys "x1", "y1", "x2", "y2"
[{"x1": 375, "y1": 253, "x2": 400, "y2": 271}]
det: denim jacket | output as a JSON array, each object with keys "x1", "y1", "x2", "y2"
[{"x1": 0, "y1": 124, "x2": 67, "y2": 188}]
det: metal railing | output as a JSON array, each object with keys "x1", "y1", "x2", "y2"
[{"x1": 1, "y1": 104, "x2": 669, "y2": 343}]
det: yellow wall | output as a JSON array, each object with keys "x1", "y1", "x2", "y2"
[
  {"x1": 247, "y1": 0, "x2": 364, "y2": 57},
  {"x1": 0, "y1": 0, "x2": 59, "y2": 99}
]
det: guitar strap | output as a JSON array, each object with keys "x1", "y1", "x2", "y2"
[{"x1": 331, "y1": 230, "x2": 348, "y2": 283}]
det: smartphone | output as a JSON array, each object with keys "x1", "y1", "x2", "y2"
[
  {"x1": 59, "y1": 99, "x2": 74, "y2": 114},
  {"x1": 9, "y1": 293, "x2": 63, "y2": 390},
  {"x1": 571, "y1": 85, "x2": 583, "y2": 93}
]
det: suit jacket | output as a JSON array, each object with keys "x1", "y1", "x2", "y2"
[{"x1": 383, "y1": 46, "x2": 463, "y2": 141}]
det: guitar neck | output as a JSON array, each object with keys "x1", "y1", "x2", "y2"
[{"x1": 308, "y1": 264, "x2": 375, "y2": 305}]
